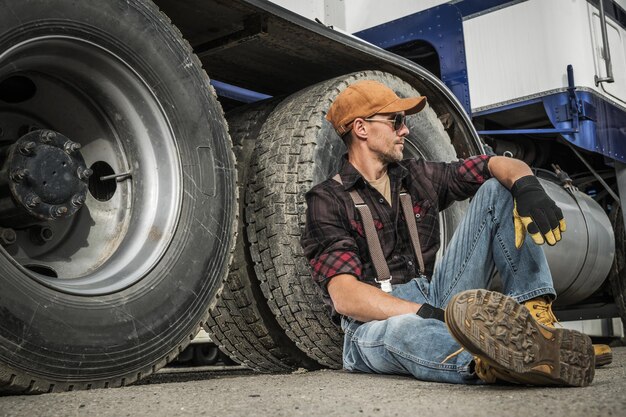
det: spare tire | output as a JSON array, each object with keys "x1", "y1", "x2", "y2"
[
  {"x1": 206, "y1": 99, "x2": 318, "y2": 372},
  {"x1": 0, "y1": 0, "x2": 236, "y2": 393},
  {"x1": 246, "y1": 70, "x2": 472, "y2": 368}
]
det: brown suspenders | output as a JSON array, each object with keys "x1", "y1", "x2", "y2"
[
  {"x1": 399, "y1": 189, "x2": 426, "y2": 277},
  {"x1": 333, "y1": 174, "x2": 426, "y2": 292}
]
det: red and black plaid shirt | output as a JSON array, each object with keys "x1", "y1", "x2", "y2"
[{"x1": 301, "y1": 154, "x2": 492, "y2": 319}]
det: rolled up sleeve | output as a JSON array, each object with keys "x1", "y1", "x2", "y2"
[{"x1": 456, "y1": 155, "x2": 492, "y2": 184}]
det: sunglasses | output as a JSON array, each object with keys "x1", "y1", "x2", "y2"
[{"x1": 364, "y1": 113, "x2": 406, "y2": 131}]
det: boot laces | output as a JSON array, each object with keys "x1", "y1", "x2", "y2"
[
  {"x1": 532, "y1": 303, "x2": 555, "y2": 326},
  {"x1": 474, "y1": 358, "x2": 497, "y2": 383},
  {"x1": 525, "y1": 298, "x2": 560, "y2": 327},
  {"x1": 441, "y1": 347, "x2": 465, "y2": 364}
]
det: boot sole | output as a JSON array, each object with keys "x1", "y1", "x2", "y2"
[
  {"x1": 595, "y1": 352, "x2": 612, "y2": 367},
  {"x1": 445, "y1": 289, "x2": 595, "y2": 387}
]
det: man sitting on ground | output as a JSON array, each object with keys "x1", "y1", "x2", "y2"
[{"x1": 301, "y1": 79, "x2": 597, "y2": 386}]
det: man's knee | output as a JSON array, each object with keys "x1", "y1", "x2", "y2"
[
  {"x1": 473, "y1": 178, "x2": 513, "y2": 210},
  {"x1": 383, "y1": 314, "x2": 418, "y2": 344},
  {"x1": 479, "y1": 178, "x2": 507, "y2": 196},
  {"x1": 383, "y1": 314, "x2": 443, "y2": 349}
]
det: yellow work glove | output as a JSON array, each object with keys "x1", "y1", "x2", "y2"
[{"x1": 510, "y1": 175, "x2": 566, "y2": 249}]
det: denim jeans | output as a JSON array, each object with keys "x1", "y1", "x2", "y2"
[{"x1": 341, "y1": 179, "x2": 556, "y2": 384}]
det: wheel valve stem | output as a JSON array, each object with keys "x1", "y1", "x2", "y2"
[{"x1": 99, "y1": 171, "x2": 132, "y2": 181}]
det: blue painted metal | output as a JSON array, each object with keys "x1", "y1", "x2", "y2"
[
  {"x1": 477, "y1": 64, "x2": 625, "y2": 163},
  {"x1": 210, "y1": 80, "x2": 272, "y2": 103},
  {"x1": 355, "y1": 4, "x2": 471, "y2": 114},
  {"x1": 478, "y1": 65, "x2": 626, "y2": 161},
  {"x1": 453, "y1": 0, "x2": 526, "y2": 18},
  {"x1": 545, "y1": 91, "x2": 626, "y2": 162},
  {"x1": 479, "y1": 65, "x2": 582, "y2": 135},
  {"x1": 477, "y1": 128, "x2": 579, "y2": 135},
  {"x1": 472, "y1": 97, "x2": 545, "y2": 116},
  {"x1": 476, "y1": 90, "x2": 626, "y2": 163}
]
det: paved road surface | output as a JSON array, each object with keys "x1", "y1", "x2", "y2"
[{"x1": 1, "y1": 347, "x2": 625, "y2": 417}]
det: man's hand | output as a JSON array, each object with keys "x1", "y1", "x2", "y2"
[
  {"x1": 416, "y1": 303, "x2": 445, "y2": 322},
  {"x1": 510, "y1": 175, "x2": 566, "y2": 248}
]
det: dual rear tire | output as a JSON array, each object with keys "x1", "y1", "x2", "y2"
[{"x1": 208, "y1": 70, "x2": 468, "y2": 369}]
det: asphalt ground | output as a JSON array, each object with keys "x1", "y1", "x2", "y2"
[{"x1": 1, "y1": 347, "x2": 625, "y2": 417}]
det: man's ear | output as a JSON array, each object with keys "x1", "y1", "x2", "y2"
[{"x1": 352, "y1": 118, "x2": 368, "y2": 140}]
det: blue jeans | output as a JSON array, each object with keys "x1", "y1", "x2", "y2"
[{"x1": 341, "y1": 179, "x2": 556, "y2": 384}]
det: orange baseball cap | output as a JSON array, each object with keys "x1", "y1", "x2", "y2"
[{"x1": 325, "y1": 79, "x2": 427, "y2": 136}]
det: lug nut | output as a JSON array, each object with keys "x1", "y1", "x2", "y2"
[
  {"x1": 71, "y1": 194, "x2": 86, "y2": 207},
  {"x1": 18, "y1": 141, "x2": 36, "y2": 156},
  {"x1": 41, "y1": 131, "x2": 56, "y2": 144},
  {"x1": 64, "y1": 141, "x2": 82, "y2": 154},
  {"x1": 0, "y1": 228, "x2": 17, "y2": 246},
  {"x1": 40, "y1": 226, "x2": 53, "y2": 242},
  {"x1": 77, "y1": 167, "x2": 93, "y2": 180},
  {"x1": 29, "y1": 225, "x2": 53, "y2": 245},
  {"x1": 11, "y1": 168, "x2": 29, "y2": 182},
  {"x1": 50, "y1": 205, "x2": 68, "y2": 218},
  {"x1": 25, "y1": 195, "x2": 41, "y2": 208}
]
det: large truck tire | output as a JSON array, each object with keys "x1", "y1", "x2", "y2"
[
  {"x1": 0, "y1": 0, "x2": 236, "y2": 393},
  {"x1": 206, "y1": 100, "x2": 319, "y2": 372},
  {"x1": 246, "y1": 70, "x2": 467, "y2": 368}
]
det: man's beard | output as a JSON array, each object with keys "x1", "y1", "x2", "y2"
[{"x1": 377, "y1": 147, "x2": 403, "y2": 165}]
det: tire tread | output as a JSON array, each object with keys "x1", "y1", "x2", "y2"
[
  {"x1": 0, "y1": 0, "x2": 237, "y2": 394},
  {"x1": 206, "y1": 99, "x2": 319, "y2": 372}
]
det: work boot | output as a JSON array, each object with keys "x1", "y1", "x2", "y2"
[
  {"x1": 593, "y1": 344, "x2": 613, "y2": 367},
  {"x1": 523, "y1": 296, "x2": 558, "y2": 326},
  {"x1": 525, "y1": 296, "x2": 613, "y2": 367},
  {"x1": 473, "y1": 357, "x2": 521, "y2": 384},
  {"x1": 446, "y1": 289, "x2": 595, "y2": 386}
]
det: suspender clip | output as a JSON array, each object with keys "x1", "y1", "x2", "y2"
[{"x1": 375, "y1": 277, "x2": 393, "y2": 293}]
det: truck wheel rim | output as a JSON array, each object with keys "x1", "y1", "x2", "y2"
[{"x1": 0, "y1": 36, "x2": 182, "y2": 295}]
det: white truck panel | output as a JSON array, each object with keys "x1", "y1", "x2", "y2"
[
  {"x1": 269, "y1": 0, "x2": 326, "y2": 23},
  {"x1": 268, "y1": 0, "x2": 447, "y2": 32},
  {"x1": 464, "y1": 0, "x2": 611, "y2": 111},
  {"x1": 339, "y1": 0, "x2": 446, "y2": 33}
]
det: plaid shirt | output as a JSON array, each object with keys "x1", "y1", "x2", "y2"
[{"x1": 301, "y1": 154, "x2": 492, "y2": 319}]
